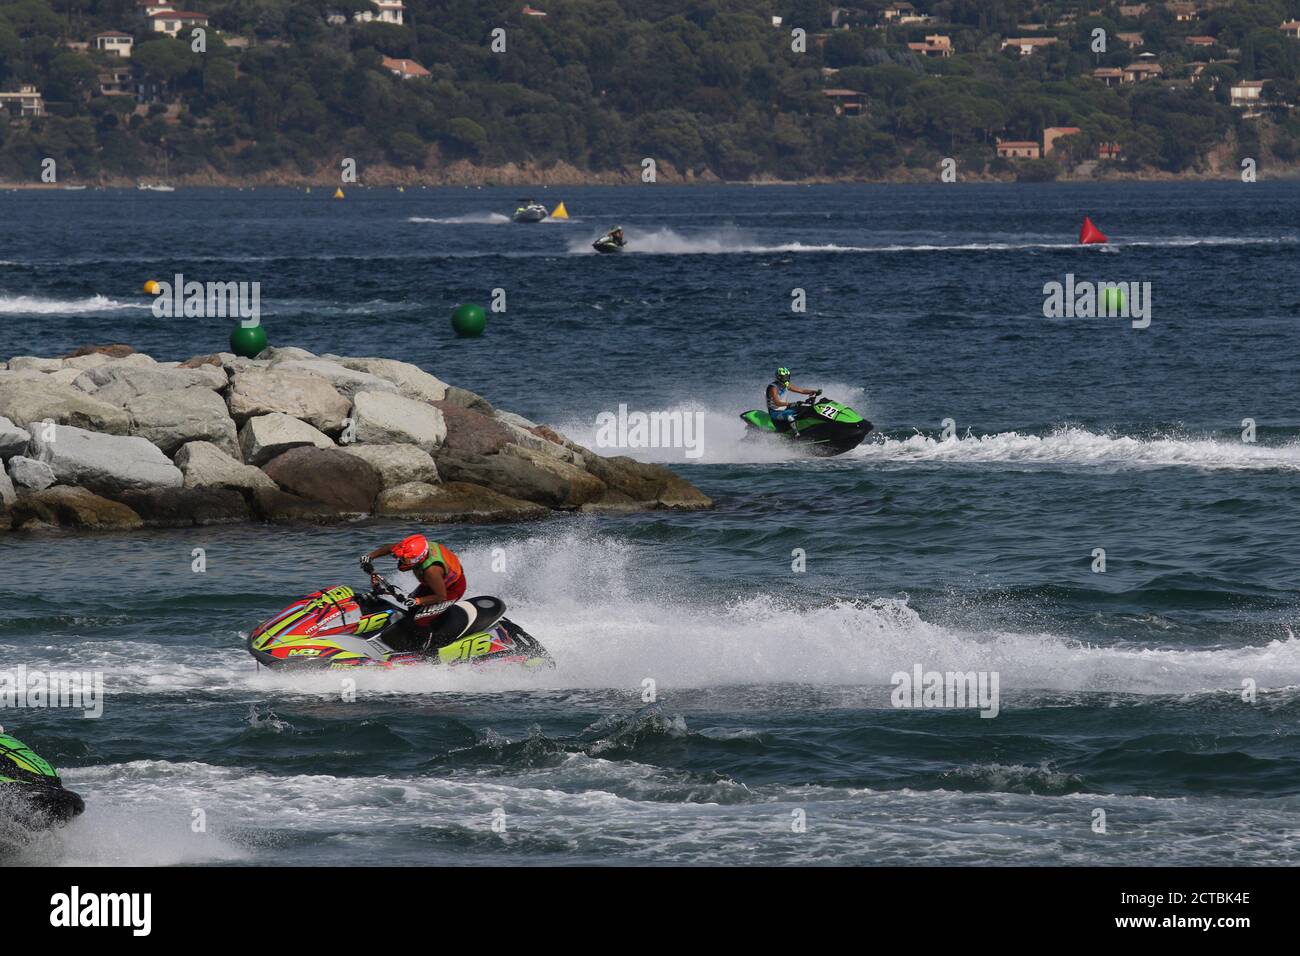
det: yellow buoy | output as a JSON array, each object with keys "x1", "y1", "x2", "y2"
[
  {"x1": 143, "y1": 280, "x2": 160, "y2": 295},
  {"x1": 306, "y1": 187, "x2": 311, "y2": 193},
  {"x1": 398, "y1": 186, "x2": 405, "y2": 193},
  {"x1": 334, "y1": 187, "x2": 345, "y2": 199},
  {"x1": 550, "y1": 201, "x2": 569, "y2": 219}
]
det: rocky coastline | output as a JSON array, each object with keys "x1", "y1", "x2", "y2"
[{"x1": 0, "y1": 345, "x2": 711, "y2": 534}]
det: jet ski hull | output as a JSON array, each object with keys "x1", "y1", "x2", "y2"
[
  {"x1": 740, "y1": 400, "x2": 872, "y2": 456},
  {"x1": 1, "y1": 734, "x2": 85, "y2": 830},
  {"x1": 593, "y1": 239, "x2": 623, "y2": 253},
  {"x1": 247, "y1": 585, "x2": 554, "y2": 670}
]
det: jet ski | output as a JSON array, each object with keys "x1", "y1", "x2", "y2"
[
  {"x1": 511, "y1": 200, "x2": 548, "y2": 223},
  {"x1": 593, "y1": 227, "x2": 626, "y2": 253},
  {"x1": 247, "y1": 574, "x2": 553, "y2": 670},
  {"x1": 0, "y1": 729, "x2": 85, "y2": 830},
  {"x1": 740, "y1": 394, "x2": 873, "y2": 456}
]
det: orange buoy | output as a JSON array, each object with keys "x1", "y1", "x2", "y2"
[{"x1": 1079, "y1": 216, "x2": 1107, "y2": 244}]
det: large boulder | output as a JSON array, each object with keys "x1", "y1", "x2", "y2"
[
  {"x1": 582, "y1": 454, "x2": 713, "y2": 511},
  {"x1": 339, "y1": 444, "x2": 438, "y2": 489},
  {"x1": 497, "y1": 417, "x2": 582, "y2": 463},
  {"x1": 61, "y1": 344, "x2": 137, "y2": 361},
  {"x1": 9, "y1": 486, "x2": 143, "y2": 531},
  {"x1": 174, "y1": 441, "x2": 277, "y2": 492},
  {"x1": 271, "y1": 359, "x2": 399, "y2": 400},
  {"x1": 0, "y1": 381, "x2": 131, "y2": 434},
  {"x1": 7, "y1": 357, "x2": 63, "y2": 373},
  {"x1": 7, "y1": 456, "x2": 55, "y2": 491},
  {"x1": 256, "y1": 346, "x2": 317, "y2": 363},
  {"x1": 0, "y1": 467, "x2": 14, "y2": 507},
  {"x1": 433, "y1": 402, "x2": 513, "y2": 456},
  {"x1": 325, "y1": 356, "x2": 448, "y2": 403},
  {"x1": 0, "y1": 416, "x2": 30, "y2": 459},
  {"x1": 125, "y1": 388, "x2": 240, "y2": 457},
  {"x1": 114, "y1": 487, "x2": 251, "y2": 527},
  {"x1": 238, "y1": 413, "x2": 334, "y2": 466},
  {"x1": 81, "y1": 363, "x2": 227, "y2": 403},
  {"x1": 226, "y1": 368, "x2": 350, "y2": 433},
  {"x1": 442, "y1": 385, "x2": 494, "y2": 415},
  {"x1": 250, "y1": 487, "x2": 344, "y2": 524},
  {"x1": 261, "y1": 446, "x2": 381, "y2": 512},
  {"x1": 350, "y1": 391, "x2": 446, "y2": 452},
  {"x1": 434, "y1": 445, "x2": 606, "y2": 509},
  {"x1": 374, "y1": 481, "x2": 548, "y2": 523},
  {"x1": 30, "y1": 423, "x2": 183, "y2": 494}
]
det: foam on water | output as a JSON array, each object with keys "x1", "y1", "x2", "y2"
[
  {"x1": 409, "y1": 212, "x2": 511, "y2": 224},
  {"x1": 0, "y1": 294, "x2": 148, "y2": 315},
  {"x1": 564, "y1": 227, "x2": 1299, "y2": 256},
  {"x1": 9, "y1": 530, "x2": 1298, "y2": 700}
]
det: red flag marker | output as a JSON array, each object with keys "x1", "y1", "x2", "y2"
[{"x1": 1079, "y1": 216, "x2": 1108, "y2": 244}]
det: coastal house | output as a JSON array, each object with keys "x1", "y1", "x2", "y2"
[
  {"x1": 1116, "y1": 32, "x2": 1144, "y2": 48},
  {"x1": 1002, "y1": 37, "x2": 1058, "y2": 56},
  {"x1": 353, "y1": 1, "x2": 405, "y2": 25},
  {"x1": 98, "y1": 65, "x2": 135, "y2": 97},
  {"x1": 135, "y1": 0, "x2": 174, "y2": 16},
  {"x1": 822, "y1": 88, "x2": 867, "y2": 116},
  {"x1": 1230, "y1": 80, "x2": 1265, "y2": 109},
  {"x1": 882, "y1": 3, "x2": 915, "y2": 20},
  {"x1": 1043, "y1": 126, "x2": 1082, "y2": 156},
  {"x1": 908, "y1": 35, "x2": 953, "y2": 57},
  {"x1": 1098, "y1": 142, "x2": 1122, "y2": 160},
  {"x1": 995, "y1": 139, "x2": 1040, "y2": 159},
  {"x1": 1185, "y1": 35, "x2": 1216, "y2": 47},
  {"x1": 148, "y1": 11, "x2": 210, "y2": 36},
  {"x1": 1123, "y1": 61, "x2": 1163, "y2": 82},
  {"x1": 0, "y1": 85, "x2": 45, "y2": 118},
  {"x1": 1118, "y1": 3, "x2": 1148, "y2": 15},
  {"x1": 522, "y1": 4, "x2": 548, "y2": 15},
  {"x1": 1280, "y1": 21, "x2": 1300, "y2": 39},
  {"x1": 95, "y1": 31, "x2": 135, "y2": 58},
  {"x1": 1092, "y1": 67, "x2": 1124, "y2": 86},
  {"x1": 1166, "y1": 2, "x2": 1199, "y2": 22},
  {"x1": 381, "y1": 56, "x2": 431, "y2": 79}
]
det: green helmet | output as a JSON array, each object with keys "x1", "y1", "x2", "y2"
[{"x1": 775, "y1": 367, "x2": 791, "y2": 384}]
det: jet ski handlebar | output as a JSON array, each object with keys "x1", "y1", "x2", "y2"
[{"x1": 368, "y1": 573, "x2": 455, "y2": 616}]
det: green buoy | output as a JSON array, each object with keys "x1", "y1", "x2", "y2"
[
  {"x1": 451, "y1": 303, "x2": 486, "y2": 337},
  {"x1": 230, "y1": 324, "x2": 268, "y2": 358}
]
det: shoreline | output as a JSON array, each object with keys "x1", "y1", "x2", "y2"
[{"x1": 6, "y1": 163, "x2": 1300, "y2": 191}]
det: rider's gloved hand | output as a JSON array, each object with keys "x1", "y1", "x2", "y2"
[
  {"x1": 403, "y1": 597, "x2": 420, "y2": 611},
  {"x1": 360, "y1": 555, "x2": 375, "y2": 574}
]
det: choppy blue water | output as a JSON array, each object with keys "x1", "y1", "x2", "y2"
[{"x1": 2, "y1": 184, "x2": 1299, "y2": 865}]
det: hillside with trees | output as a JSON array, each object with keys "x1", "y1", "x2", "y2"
[{"x1": 2, "y1": 0, "x2": 1300, "y2": 183}]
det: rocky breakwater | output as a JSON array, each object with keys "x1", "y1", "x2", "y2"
[{"x1": 0, "y1": 345, "x2": 712, "y2": 533}]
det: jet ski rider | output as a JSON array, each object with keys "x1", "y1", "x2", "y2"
[
  {"x1": 361, "y1": 535, "x2": 466, "y2": 646},
  {"x1": 601, "y1": 225, "x2": 626, "y2": 247},
  {"x1": 767, "y1": 367, "x2": 821, "y2": 432}
]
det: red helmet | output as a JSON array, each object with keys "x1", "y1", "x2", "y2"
[{"x1": 393, "y1": 534, "x2": 430, "y2": 569}]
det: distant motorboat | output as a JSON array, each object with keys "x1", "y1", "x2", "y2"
[
  {"x1": 61, "y1": 185, "x2": 87, "y2": 191},
  {"x1": 137, "y1": 183, "x2": 176, "y2": 192}
]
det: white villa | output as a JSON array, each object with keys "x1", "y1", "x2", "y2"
[
  {"x1": 353, "y1": 0, "x2": 405, "y2": 25},
  {"x1": 94, "y1": 31, "x2": 135, "y2": 57},
  {"x1": 147, "y1": 10, "x2": 210, "y2": 36}
]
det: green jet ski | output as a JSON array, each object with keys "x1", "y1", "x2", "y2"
[
  {"x1": 593, "y1": 225, "x2": 627, "y2": 253},
  {"x1": 0, "y1": 729, "x2": 85, "y2": 829},
  {"x1": 740, "y1": 394, "x2": 873, "y2": 456}
]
